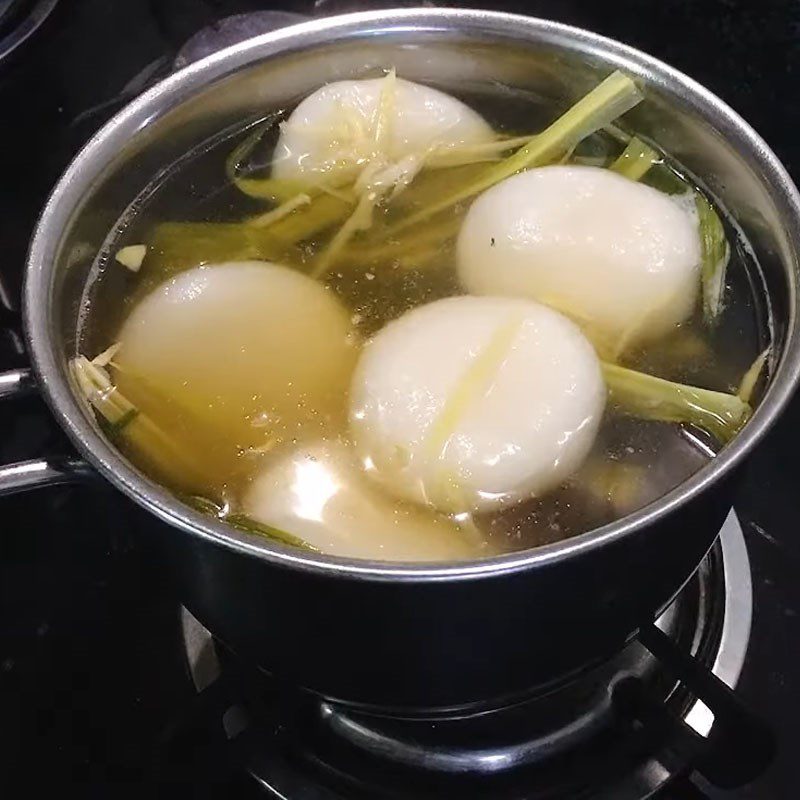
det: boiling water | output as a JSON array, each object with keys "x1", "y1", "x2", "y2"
[{"x1": 79, "y1": 78, "x2": 770, "y2": 559}]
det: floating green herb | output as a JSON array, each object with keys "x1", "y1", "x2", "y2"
[
  {"x1": 610, "y1": 136, "x2": 660, "y2": 181},
  {"x1": 602, "y1": 361, "x2": 751, "y2": 444},
  {"x1": 737, "y1": 347, "x2": 770, "y2": 404},
  {"x1": 71, "y1": 356, "x2": 211, "y2": 489},
  {"x1": 696, "y1": 192, "x2": 731, "y2": 323},
  {"x1": 343, "y1": 211, "x2": 462, "y2": 265},
  {"x1": 224, "y1": 115, "x2": 310, "y2": 202},
  {"x1": 225, "y1": 513, "x2": 317, "y2": 551},
  {"x1": 389, "y1": 70, "x2": 643, "y2": 233},
  {"x1": 180, "y1": 494, "x2": 225, "y2": 517},
  {"x1": 179, "y1": 494, "x2": 316, "y2": 551}
]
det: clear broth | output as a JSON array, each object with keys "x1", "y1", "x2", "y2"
[{"x1": 79, "y1": 79, "x2": 770, "y2": 559}]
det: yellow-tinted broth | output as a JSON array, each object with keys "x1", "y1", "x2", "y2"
[{"x1": 79, "y1": 82, "x2": 768, "y2": 561}]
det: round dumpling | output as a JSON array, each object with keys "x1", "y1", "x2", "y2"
[
  {"x1": 272, "y1": 76, "x2": 494, "y2": 184},
  {"x1": 349, "y1": 296, "x2": 605, "y2": 514},
  {"x1": 457, "y1": 166, "x2": 701, "y2": 353},
  {"x1": 114, "y1": 262, "x2": 357, "y2": 475},
  {"x1": 243, "y1": 441, "x2": 485, "y2": 561}
]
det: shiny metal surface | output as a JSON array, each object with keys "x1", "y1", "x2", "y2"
[
  {"x1": 10, "y1": 8, "x2": 800, "y2": 708},
  {"x1": 0, "y1": 366, "x2": 35, "y2": 400},
  {"x1": 0, "y1": 366, "x2": 90, "y2": 494},
  {"x1": 318, "y1": 701, "x2": 607, "y2": 774},
  {"x1": 684, "y1": 509, "x2": 753, "y2": 737},
  {"x1": 182, "y1": 607, "x2": 222, "y2": 693},
  {"x1": 0, "y1": 456, "x2": 91, "y2": 495}
]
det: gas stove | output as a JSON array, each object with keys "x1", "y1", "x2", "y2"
[
  {"x1": 1, "y1": 2, "x2": 799, "y2": 798},
  {"x1": 173, "y1": 513, "x2": 769, "y2": 799}
]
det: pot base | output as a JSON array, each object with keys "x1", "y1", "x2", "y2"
[{"x1": 180, "y1": 510, "x2": 758, "y2": 798}]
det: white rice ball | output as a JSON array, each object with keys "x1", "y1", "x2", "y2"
[
  {"x1": 457, "y1": 166, "x2": 701, "y2": 351},
  {"x1": 243, "y1": 441, "x2": 484, "y2": 561},
  {"x1": 349, "y1": 295, "x2": 606, "y2": 514},
  {"x1": 272, "y1": 76, "x2": 494, "y2": 184},
  {"x1": 115, "y1": 262, "x2": 357, "y2": 464}
]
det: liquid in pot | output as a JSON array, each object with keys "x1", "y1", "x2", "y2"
[{"x1": 75, "y1": 71, "x2": 769, "y2": 561}]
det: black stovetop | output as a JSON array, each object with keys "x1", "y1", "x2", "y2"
[{"x1": 1, "y1": 1, "x2": 799, "y2": 797}]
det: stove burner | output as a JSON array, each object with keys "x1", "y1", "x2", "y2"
[{"x1": 179, "y1": 511, "x2": 765, "y2": 798}]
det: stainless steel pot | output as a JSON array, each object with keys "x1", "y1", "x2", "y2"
[{"x1": 2, "y1": 9, "x2": 799, "y2": 714}]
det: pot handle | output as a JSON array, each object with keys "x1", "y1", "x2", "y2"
[
  {"x1": 0, "y1": 367, "x2": 36, "y2": 399},
  {"x1": 0, "y1": 367, "x2": 94, "y2": 496}
]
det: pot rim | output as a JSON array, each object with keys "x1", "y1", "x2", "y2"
[{"x1": 23, "y1": 7, "x2": 800, "y2": 581}]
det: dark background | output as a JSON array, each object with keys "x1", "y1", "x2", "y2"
[{"x1": 1, "y1": 1, "x2": 799, "y2": 797}]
